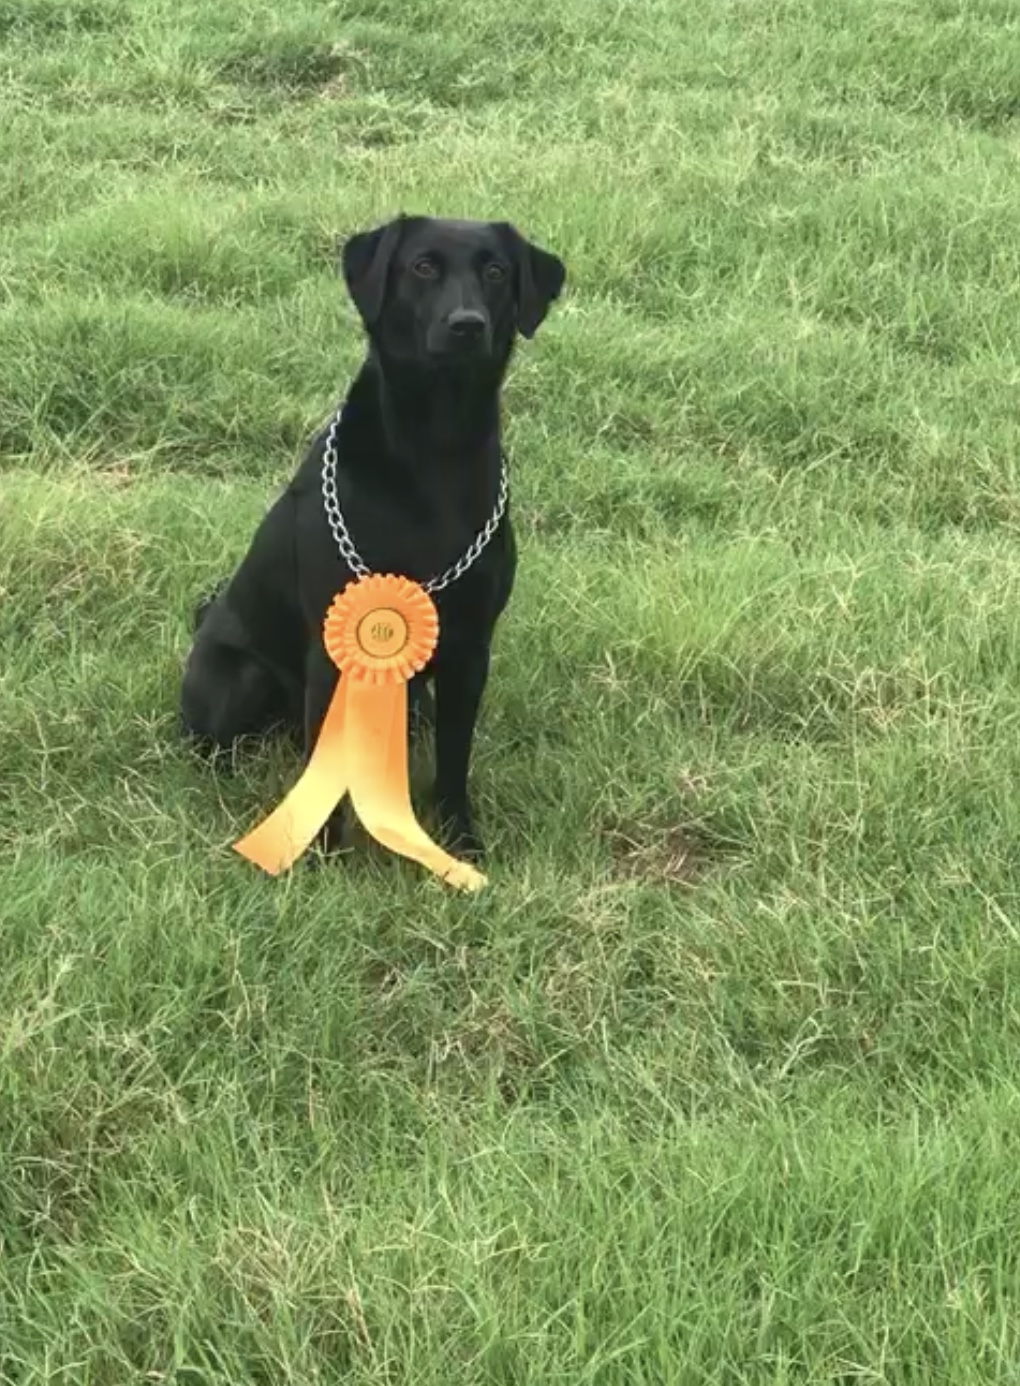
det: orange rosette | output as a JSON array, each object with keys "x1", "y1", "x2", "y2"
[
  {"x1": 323, "y1": 574, "x2": 439, "y2": 684},
  {"x1": 233, "y1": 574, "x2": 486, "y2": 892}
]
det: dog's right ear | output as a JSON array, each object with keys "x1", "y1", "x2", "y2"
[{"x1": 341, "y1": 217, "x2": 406, "y2": 327}]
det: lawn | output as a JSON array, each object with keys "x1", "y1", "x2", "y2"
[{"x1": 3, "y1": 0, "x2": 1020, "y2": 1379}]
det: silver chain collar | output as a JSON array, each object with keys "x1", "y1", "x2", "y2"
[{"x1": 320, "y1": 407, "x2": 509, "y2": 596}]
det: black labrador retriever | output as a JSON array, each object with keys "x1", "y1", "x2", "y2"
[{"x1": 180, "y1": 215, "x2": 566, "y2": 863}]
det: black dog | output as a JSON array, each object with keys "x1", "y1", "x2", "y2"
[{"x1": 180, "y1": 215, "x2": 566, "y2": 863}]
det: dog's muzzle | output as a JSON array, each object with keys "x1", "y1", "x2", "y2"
[{"x1": 428, "y1": 308, "x2": 493, "y2": 357}]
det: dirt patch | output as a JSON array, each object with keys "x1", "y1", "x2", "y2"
[
  {"x1": 218, "y1": 41, "x2": 348, "y2": 96},
  {"x1": 606, "y1": 820, "x2": 708, "y2": 887}
]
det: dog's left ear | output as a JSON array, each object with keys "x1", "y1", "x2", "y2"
[
  {"x1": 341, "y1": 216, "x2": 407, "y2": 327},
  {"x1": 499, "y1": 225, "x2": 566, "y2": 339}
]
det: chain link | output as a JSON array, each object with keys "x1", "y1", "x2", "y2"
[{"x1": 320, "y1": 406, "x2": 509, "y2": 595}]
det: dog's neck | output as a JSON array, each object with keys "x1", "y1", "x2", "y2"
[
  {"x1": 364, "y1": 348, "x2": 507, "y2": 475},
  {"x1": 325, "y1": 347, "x2": 511, "y2": 580}
]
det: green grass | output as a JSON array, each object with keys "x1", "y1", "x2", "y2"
[{"x1": 4, "y1": 0, "x2": 1020, "y2": 1379}]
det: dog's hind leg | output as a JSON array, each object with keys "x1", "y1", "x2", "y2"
[
  {"x1": 181, "y1": 641, "x2": 298, "y2": 757},
  {"x1": 192, "y1": 582, "x2": 227, "y2": 634}
]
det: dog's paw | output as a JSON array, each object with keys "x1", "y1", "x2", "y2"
[
  {"x1": 457, "y1": 829, "x2": 486, "y2": 864},
  {"x1": 436, "y1": 804, "x2": 486, "y2": 863},
  {"x1": 307, "y1": 807, "x2": 355, "y2": 865}
]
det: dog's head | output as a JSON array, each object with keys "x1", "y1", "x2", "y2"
[{"x1": 341, "y1": 216, "x2": 565, "y2": 367}]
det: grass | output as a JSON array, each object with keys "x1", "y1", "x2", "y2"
[{"x1": 3, "y1": 0, "x2": 1020, "y2": 1378}]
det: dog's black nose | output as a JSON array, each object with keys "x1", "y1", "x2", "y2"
[{"x1": 447, "y1": 309, "x2": 488, "y2": 338}]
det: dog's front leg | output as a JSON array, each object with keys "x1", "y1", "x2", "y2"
[
  {"x1": 303, "y1": 642, "x2": 353, "y2": 857},
  {"x1": 434, "y1": 642, "x2": 491, "y2": 862}
]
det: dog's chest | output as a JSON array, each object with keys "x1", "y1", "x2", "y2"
[
  {"x1": 295, "y1": 476, "x2": 506, "y2": 631},
  {"x1": 338, "y1": 487, "x2": 474, "y2": 584}
]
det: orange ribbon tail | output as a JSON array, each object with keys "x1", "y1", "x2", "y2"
[
  {"x1": 343, "y1": 678, "x2": 485, "y2": 891},
  {"x1": 233, "y1": 679, "x2": 349, "y2": 876}
]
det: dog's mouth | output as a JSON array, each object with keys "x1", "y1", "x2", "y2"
[
  {"x1": 426, "y1": 321, "x2": 494, "y2": 361},
  {"x1": 427, "y1": 342, "x2": 493, "y2": 364}
]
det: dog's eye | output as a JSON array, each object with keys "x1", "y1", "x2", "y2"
[
  {"x1": 483, "y1": 262, "x2": 507, "y2": 283},
  {"x1": 411, "y1": 257, "x2": 439, "y2": 279}
]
